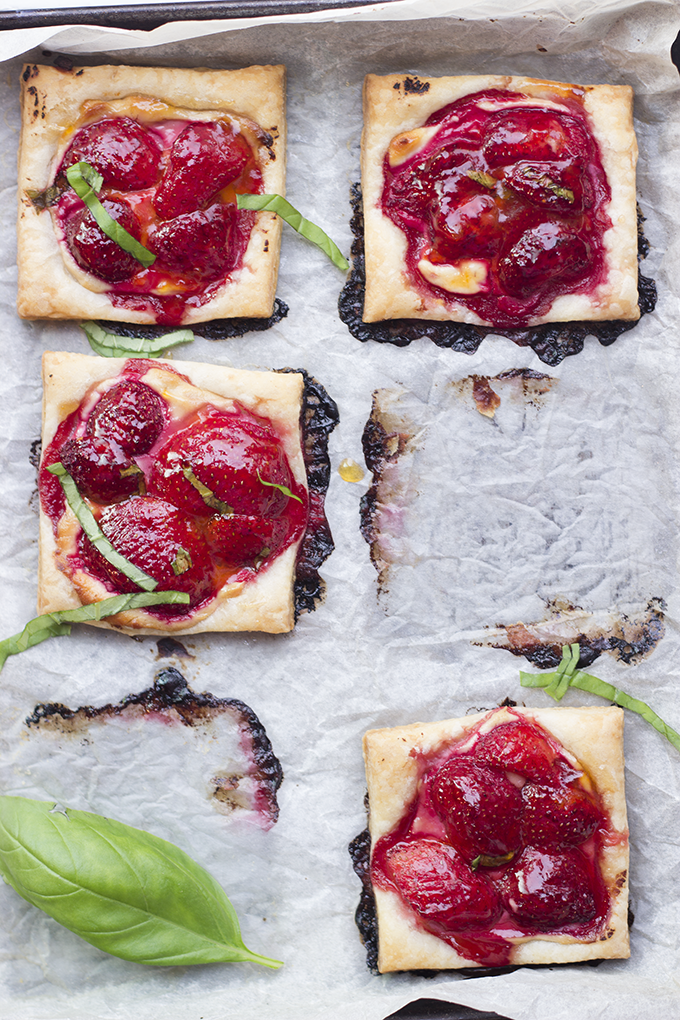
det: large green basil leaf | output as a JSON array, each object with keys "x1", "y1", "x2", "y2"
[{"x1": 0, "y1": 796, "x2": 282, "y2": 968}]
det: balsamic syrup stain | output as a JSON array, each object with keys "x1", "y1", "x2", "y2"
[
  {"x1": 338, "y1": 184, "x2": 657, "y2": 367},
  {"x1": 478, "y1": 597, "x2": 665, "y2": 668},
  {"x1": 26, "y1": 667, "x2": 283, "y2": 825},
  {"x1": 156, "y1": 637, "x2": 194, "y2": 659},
  {"x1": 95, "y1": 298, "x2": 289, "y2": 341},
  {"x1": 360, "y1": 393, "x2": 414, "y2": 593},
  {"x1": 349, "y1": 827, "x2": 379, "y2": 973},
  {"x1": 291, "y1": 370, "x2": 339, "y2": 617}
]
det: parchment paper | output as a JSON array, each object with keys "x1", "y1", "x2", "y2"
[{"x1": 1, "y1": 2, "x2": 680, "y2": 1019}]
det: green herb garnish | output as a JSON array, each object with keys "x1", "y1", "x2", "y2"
[
  {"x1": 171, "y1": 548, "x2": 192, "y2": 576},
  {"x1": 66, "y1": 162, "x2": 156, "y2": 268},
  {"x1": 0, "y1": 591, "x2": 190, "y2": 672},
  {"x1": 181, "y1": 464, "x2": 233, "y2": 515},
  {"x1": 511, "y1": 165, "x2": 574, "y2": 203},
  {"x1": 47, "y1": 462, "x2": 158, "y2": 591},
  {"x1": 257, "y1": 471, "x2": 303, "y2": 503},
  {"x1": 0, "y1": 796, "x2": 282, "y2": 968},
  {"x1": 520, "y1": 642, "x2": 680, "y2": 753},
  {"x1": 236, "y1": 193, "x2": 349, "y2": 272},
  {"x1": 81, "y1": 321, "x2": 194, "y2": 359},
  {"x1": 467, "y1": 170, "x2": 496, "y2": 189}
]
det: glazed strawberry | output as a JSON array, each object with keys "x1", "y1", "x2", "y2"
[
  {"x1": 148, "y1": 204, "x2": 236, "y2": 281},
  {"x1": 482, "y1": 110, "x2": 588, "y2": 168},
  {"x1": 60, "y1": 436, "x2": 142, "y2": 504},
  {"x1": 147, "y1": 408, "x2": 296, "y2": 520},
  {"x1": 385, "y1": 838, "x2": 501, "y2": 929},
  {"x1": 86, "y1": 379, "x2": 166, "y2": 456},
  {"x1": 498, "y1": 223, "x2": 591, "y2": 299},
  {"x1": 205, "y1": 514, "x2": 284, "y2": 570},
  {"x1": 434, "y1": 189, "x2": 499, "y2": 259},
  {"x1": 502, "y1": 160, "x2": 584, "y2": 212},
  {"x1": 64, "y1": 198, "x2": 142, "y2": 283},
  {"x1": 60, "y1": 117, "x2": 162, "y2": 190},
  {"x1": 473, "y1": 719, "x2": 566, "y2": 784},
  {"x1": 521, "y1": 784, "x2": 604, "y2": 848},
  {"x1": 153, "y1": 121, "x2": 250, "y2": 219},
  {"x1": 79, "y1": 495, "x2": 215, "y2": 608},
  {"x1": 430, "y1": 757, "x2": 523, "y2": 861},
  {"x1": 500, "y1": 846, "x2": 598, "y2": 930}
]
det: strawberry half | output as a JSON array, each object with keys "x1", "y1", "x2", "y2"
[
  {"x1": 521, "y1": 783, "x2": 604, "y2": 849},
  {"x1": 473, "y1": 719, "x2": 569, "y2": 785},
  {"x1": 385, "y1": 838, "x2": 501, "y2": 929},
  {"x1": 60, "y1": 436, "x2": 142, "y2": 504},
  {"x1": 499, "y1": 846, "x2": 598, "y2": 930},
  {"x1": 147, "y1": 408, "x2": 297, "y2": 520},
  {"x1": 153, "y1": 121, "x2": 250, "y2": 219},
  {"x1": 429, "y1": 757, "x2": 523, "y2": 861},
  {"x1": 86, "y1": 379, "x2": 167, "y2": 457},
  {"x1": 60, "y1": 116, "x2": 162, "y2": 191},
  {"x1": 64, "y1": 198, "x2": 143, "y2": 283},
  {"x1": 79, "y1": 495, "x2": 215, "y2": 609}
]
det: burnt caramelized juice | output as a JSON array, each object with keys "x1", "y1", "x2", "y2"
[
  {"x1": 53, "y1": 114, "x2": 262, "y2": 326},
  {"x1": 371, "y1": 712, "x2": 612, "y2": 966},
  {"x1": 39, "y1": 359, "x2": 308, "y2": 620},
  {"x1": 382, "y1": 88, "x2": 611, "y2": 328}
]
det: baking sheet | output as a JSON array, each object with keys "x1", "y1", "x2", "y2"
[{"x1": 1, "y1": 2, "x2": 680, "y2": 1019}]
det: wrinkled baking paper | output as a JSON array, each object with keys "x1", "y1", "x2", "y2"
[{"x1": 1, "y1": 2, "x2": 680, "y2": 1019}]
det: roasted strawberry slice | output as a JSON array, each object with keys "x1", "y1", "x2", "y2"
[
  {"x1": 497, "y1": 222, "x2": 591, "y2": 298},
  {"x1": 500, "y1": 846, "x2": 598, "y2": 930},
  {"x1": 147, "y1": 408, "x2": 297, "y2": 520},
  {"x1": 63, "y1": 198, "x2": 143, "y2": 283},
  {"x1": 482, "y1": 109, "x2": 588, "y2": 169},
  {"x1": 473, "y1": 719, "x2": 567, "y2": 784},
  {"x1": 148, "y1": 204, "x2": 236, "y2": 282},
  {"x1": 153, "y1": 121, "x2": 250, "y2": 219},
  {"x1": 86, "y1": 379, "x2": 166, "y2": 456},
  {"x1": 79, "y1": 495, "x2": 215, "y2": 608},
  {"x1": 521, "y1": 784, "x2": 604, "y2": 848},
  {"x1": 430, "y1": 757, "x2": 523, "y2": 861},
  {"x1": 60, "y1": 117, "x2": 162, "y2": 191},
  {"x1": 385, "y1": 838, "x2": 501, "y2": 929},
  {"x1": 60, "y1": 436, "x2": 142, "y2": 504}
]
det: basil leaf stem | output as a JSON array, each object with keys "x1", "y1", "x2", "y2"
[
  {"x1": 65, "y1": 162, "x2": 155, "y2": 268},
  {"x1": 256, "y1": 471, "x2": 303, "y2": 503},
  {"x1": 47, "y1": 462, "x2": 158, "y2": 591},
  {"x1": 236, "y1": 193, "x2": 349, "y2": 272},
  {"x1": 0, "y1": 796, "x2": 282, "y2": 968},
  {"x1": 520, "y1": 643, "x2": 680, "y2": 753},
  {"x1": 0, "y1": 591, "x2": 190, "y2": 672},
  {"x1": 81, "y1": 321, "x2": 194, "y2": 359}
]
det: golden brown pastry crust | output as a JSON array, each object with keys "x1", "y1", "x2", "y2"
[
  {"x1": 17, "y1": 63, "x2": 286, "y2": 323},
  {"x1": 361, "y1": 73, "x2": 639, "y2": 326},
  {"x1": 363, "y1": 705, "x2": 629, "y2": 972},
  {"x1": 39, "y1": 352, "x2": 307, "y2": 634}
]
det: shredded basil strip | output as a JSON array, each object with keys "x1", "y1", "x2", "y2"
[
  {"x1": 0, "y1": 796, "x2": 282, "y2": 968},
  {"x1": 65, "y1": 162, "x2": 156, "y2": 268},
  {"x1": 81, "y1": 321, "x2": 194, "y2": 359},
  {"x1": 182, "y1": 464, "x2": 233, "y2": 515},
  {"x1": 47, "y1": 463, "x2": 158, "y2": 592},
  {"x1": 256, "y1": 471, "x2": 303, "y2": 504},
  {"x1": 520, "y1": 643, "x2": 680, "y2": 753},
  {"x1": 0, "y1": 591, "x2": 190, "y2": 673},
  {"x1": 236, "y1": 193, "x2": 349, "y2": 272}
]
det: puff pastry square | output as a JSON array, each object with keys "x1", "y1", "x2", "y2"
[
  {"x1": 361, "y1": 73, "x2": 639, "y2": 328},
  {"x1": 18, "y1": 63, "x2": 286, "y2": 325},
  {"x1": 39, "y1": 352, "x2": 308, "y2": 635},
  {"x1": 363, "y1": 705, "x2": 629, "y2": 972}
]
